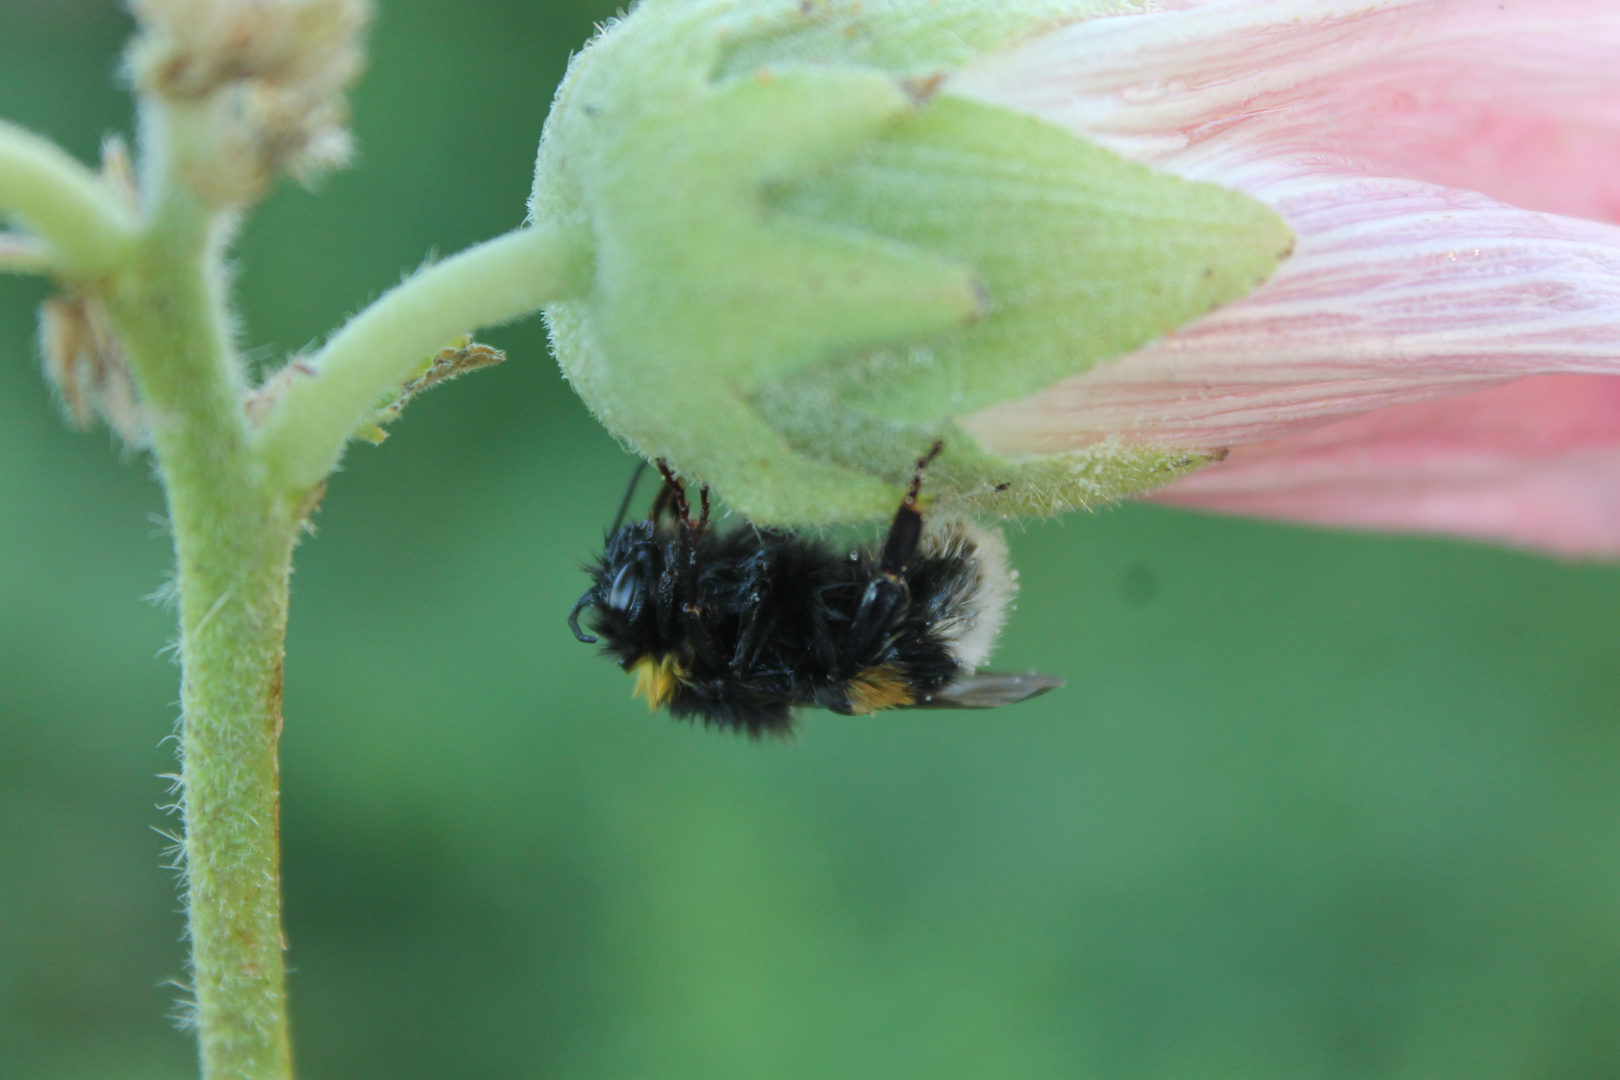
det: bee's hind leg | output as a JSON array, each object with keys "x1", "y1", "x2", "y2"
[
  {"x1": 878, "y1": 440, "x2": 943, "y2": 575},
  {"x1": 842, "y1": 441, "x2": 944, "y2": 670}
]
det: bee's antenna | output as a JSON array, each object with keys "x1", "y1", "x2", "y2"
[
  {"x1": 610, "y1": 459, "x2": 650, "y2": 534},
  {"x1": 568, "y1": 593, "x2": 598, "y2": 643}
]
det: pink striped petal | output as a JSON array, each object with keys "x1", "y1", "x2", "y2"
[
  {"x1": 958, "y1": 179, "x2": 1620, "y2": 452},
  {"x1": 948, "y1": 0, "x2": 1620, "y2": 555},
  {"x1": 1151, "y1": 375, "x2": 1620, "y2": 558},
  {"x1": 954, "y1": 0, "x2": 1620, "y2": 222}
]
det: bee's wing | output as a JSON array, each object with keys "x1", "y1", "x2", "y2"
[{"x1": 912, "y1": 671, "x2": 1065, "y2": 710}]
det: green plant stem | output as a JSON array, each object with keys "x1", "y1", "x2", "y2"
[
  {"x1": 14, "y1": 86, "x2": 592, "y2": 1077},
  {"x1": 0, "y1": 119, "x2": 136, "y2": 275},
  {"x1": 96, "y1": 172, "x2": 591, "y2": 1079},
  {"x1": 253, "y1": 218, "x2": 594, "y2": 493},
  {"x1": 103, "y1": 123, "x2": 297, "y2": 1080}
]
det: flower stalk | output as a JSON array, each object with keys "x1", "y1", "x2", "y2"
[
  {"x1": 93, "y1": 112, "x2": 297, "y2": 1075},
  {"x1": 252, "y1": 218, "x2": 594, "y2": 494}
]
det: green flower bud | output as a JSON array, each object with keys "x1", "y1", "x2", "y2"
[{"x1": 531, "y1": 0, "x2": 1293, "y2": 524}]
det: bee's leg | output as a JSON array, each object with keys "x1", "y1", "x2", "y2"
[
  {"x1": 652, "y1": 459, "x2": 690, "y2": 525},
  {"x1": 652, "y1": 461, "x2": 717, "y2": 659},
  {"x1": 652, "y1": 541, "x2": 683, "y2": 644},
  {"x1": 730, "y1": 552, "x2": 775, "y2": 675},
  {"x1": 648, "y1": 461, "x2": 690, "y2": 641},
  {"x1": 567, "y1": 591, "x2": 599, "y2": 644},
  {"x1": 731, "y1": 608, "x2": 775, "y2": 676},
  {"x1": 678, "y1": 493, "x2": 718, "y2": 661},
  {"x1": 842, "y1": 441, "x2": 944, "y2": 670},
  {"x1": 877, "y1": 440, "x2": 943, "y2": 572},
  {"x1": 682, "y1": 599, "x2": 721, "y2": 668}
]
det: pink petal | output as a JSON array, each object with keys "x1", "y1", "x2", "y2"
[
  {"x1": 1150, "y1": 374, "x2": 1620, "y2": 558},
  {"x1": 949, "y1": 0, "x2": 1620, "y2": 555},
  {"x1": 957, "y1": 0, "x2": 1620, "y2": 222},
  {"x1": 959, "y1": 179, "x2": 1620, "y2": 450}
]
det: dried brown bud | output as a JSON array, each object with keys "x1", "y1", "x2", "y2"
[
  {"x1": 39, "y1": 294, "x2": 147, "y2": 445},
  {"x1": 126, "y1": 0, "x2": 371, "y2": 202}
]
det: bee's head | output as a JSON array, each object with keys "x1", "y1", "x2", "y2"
[
  {"x1": 568, "y1": 520, "x2": 660, "y2": 661},
  {"x1": 570, "y1": 520, "x2": 690, "y2": 709}
]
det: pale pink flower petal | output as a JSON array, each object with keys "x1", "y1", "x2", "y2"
[
  {"x1": 1154, "y1": 375, "x2": 1620, "y2": 558},
  {"x1": 958, "y1": 0, "x2": 1620, "y2": 220},
  {"x1": 959, "y1": 180, "x2": 1620, "y2": 450},
  {"x1": 947, "y1": 0, "x2": 1620, "y2": 555}
]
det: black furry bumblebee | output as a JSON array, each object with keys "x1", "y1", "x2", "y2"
[{"x1": 568, "y1": 445, "x2": 1062, "y2": 737}]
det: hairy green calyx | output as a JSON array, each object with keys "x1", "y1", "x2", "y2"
[{"x1": 533, "y1": 0, "x2": 1294, "y2": 523}]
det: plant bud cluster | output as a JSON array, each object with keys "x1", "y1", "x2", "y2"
[{"x1": 126, "y1": 0, "x2": 371, "y2": 202}]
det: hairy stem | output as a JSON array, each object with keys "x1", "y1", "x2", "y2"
[
  {"x1": 104, "y1": 109, "x2": 296, "y2": 1080},
  {"x1": 11, "y1": 78, "x2": 590, "y2": 1075},
  {"x1": 253, "y1": 218, "x2": 594, "y2": 493},
  {"x1": 0, "y1": 119, "x2": 136, "y2": 275}
]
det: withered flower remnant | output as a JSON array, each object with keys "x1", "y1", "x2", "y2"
[{"x1": 126, "y1": 0, "x2": 372, "y2": 202}]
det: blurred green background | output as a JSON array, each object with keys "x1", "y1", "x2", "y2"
[{"x1": 5, "y1": 2, "x2": 1620, "y2": 1077}]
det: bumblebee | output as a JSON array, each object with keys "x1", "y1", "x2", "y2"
[{"x1": 568, "y1": 446, "x2": 1062, "y2": 737}]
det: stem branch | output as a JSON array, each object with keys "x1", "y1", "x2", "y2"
[
  {"x1": 0, "y1": 119, "x2": 137, "y2": 276},
  {"x1": 253, "y1": 219, "x2": 593, "y2": 493}
]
